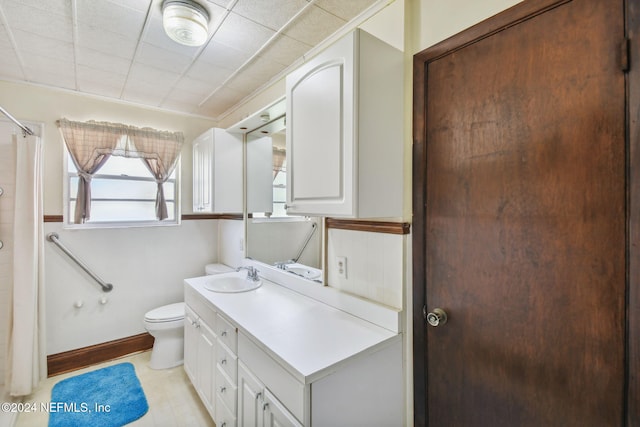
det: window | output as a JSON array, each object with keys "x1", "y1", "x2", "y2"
[{"x1": 64, "y1": 151, "x2": 180, "y2": 227}]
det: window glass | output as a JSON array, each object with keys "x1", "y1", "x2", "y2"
[{"x1": 65, "y1": 153, "x2": 179, "y2": 227}]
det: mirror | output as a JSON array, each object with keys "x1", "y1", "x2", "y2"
[{"x1": 245, "y1": 115, "x2": 323, "y2": 282}]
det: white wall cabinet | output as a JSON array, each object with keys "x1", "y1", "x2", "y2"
[
  {"x1": 285, "y1": 29, "x2": 403, "y2": 218},
  {"x1": 192, "y1": 128, "x2": 243, "y2": 213}
]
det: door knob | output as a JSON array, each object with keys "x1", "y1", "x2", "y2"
[{"x1": 426, "y1": 308, "x2": 448, "y2": 327}]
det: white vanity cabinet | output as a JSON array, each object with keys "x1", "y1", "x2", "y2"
[
  {"x1": 285, "y1": 29, "x2": 403, "y2": 218},
  {"x1": 192, "y1": 128, "x2": 243, "y2": 213},
  {"x1": 184, "y1": 275, "x2": 404, "y2": 427}
]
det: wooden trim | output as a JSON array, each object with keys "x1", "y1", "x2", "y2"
[
  {"x1": 47, "y1": 333, "x2": 154, "y2": 377},
  {"x1": 181, "y1": 213, "x2": 243, "y2": 220},
  {"x1": 42, "y1": 214, "x2": 243, "y2": 223},
  {"x1": 627, "y1": 0, "x2": 639, "y2": 424},
  {"x1": 325, "y1": 218, "x2": 410, "y2": 235}
]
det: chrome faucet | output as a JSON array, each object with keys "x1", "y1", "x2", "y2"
[{"x1": 237, "y1": 266, "x2": 259, "y2": 281}]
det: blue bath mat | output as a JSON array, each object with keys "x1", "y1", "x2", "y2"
[{"x1": 48, "y1": 362, "x2": 148, "y2": 427}]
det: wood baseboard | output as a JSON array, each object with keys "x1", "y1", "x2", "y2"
[{"x1": 47, "y1": 333, "x2": 154, "y2": 377}]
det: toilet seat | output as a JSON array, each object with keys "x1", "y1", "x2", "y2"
[{"x1": 144, "y1": 302, "x2": 184, "y2": 323}]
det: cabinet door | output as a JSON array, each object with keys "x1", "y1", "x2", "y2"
[
  {"x1": 183, "y1": 307, "x2": 199, "y2": 382},
  {"x1": 197, "y1": 320, "x2": 216, "y2": 414},
  {"x1": 238, "y1": 361, "x2": 264, "y2": 427},
  {"x1": 286, "y1": 32, "x2": 355, "y2": 217},
  {"x1": 212, "y1": 130, "x2": 243, "y2": 213},
  {"x1": 247, "y1": 135, "x2": 274, "y2": 214},
  {"x1": 192, "y1": 131, "x2": 213, "y2": 212},
  {"x1": 263, "y1": 389, "x2": 302, "y2": 427}
]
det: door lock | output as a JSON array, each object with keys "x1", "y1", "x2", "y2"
[{"x1": 425, "y1": 307, "x2": 448, "y2": 327}]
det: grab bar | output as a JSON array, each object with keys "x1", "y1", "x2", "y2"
[
  {"x1": 46, "y1": 232, "x2": 113, "y2": 292},
  {"x1": 292, "y1": 222, "x2": 317, "y2": 263}
]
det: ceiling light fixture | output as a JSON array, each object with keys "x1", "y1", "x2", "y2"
[{"x1": 162, "y1": 0, "x2": 209, "y2": 47}]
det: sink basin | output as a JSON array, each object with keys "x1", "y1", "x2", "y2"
[
  {"x1": 204, "y1": 272, "x2": 262, "y2": 293},
  {"x1": 286, "y1": 266, "x2": 322, "y2": 280}
]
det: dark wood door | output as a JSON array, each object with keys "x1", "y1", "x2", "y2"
[{"x1": 413, "y1": 1, "x2": 627, "y2": 426}]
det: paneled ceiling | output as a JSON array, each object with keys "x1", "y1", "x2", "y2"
[{"x1": 0, "y1": 0, "x2": 380, "y2": 120}]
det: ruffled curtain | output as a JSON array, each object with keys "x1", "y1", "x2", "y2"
[
  {"x1": 56, "y1": 120, "x2": 120, "y2": 223},
  {"x1": 126, "y1": 127, "x2": 182, "y2": 220},
  {"x1": 56, "y1": 119, "x2": 184, "y2": 222}
]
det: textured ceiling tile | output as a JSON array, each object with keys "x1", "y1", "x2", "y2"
[
  {"x1": 76, "y1": 23, "x2": 138, "y2": 59},
  {"x1": 2, "y1": 2, "x2": 73, "y2": 43},
  {"x1": 0, "y1": 48, "x2": 24, "y2": 80},
  {"x1": 103, "y1": 0, "x2": 151, "y2": 13},
  {"x1": 3, "y1": 0, "x2": 71, "y2": 16},
  {"x1": 233, "y1": 56, "x2": 286, "y2": 85},
  {"x1": 258, "y1": 33, "x2": 311, "y2": 66},
  {"x1": 315, "y1": 0, "x2": 378, "y2": 21},
  {"x1": 76, "y1": 47, "x2": 132, "y2": 76},
  {"x1": 76, "y1": 65, "x2": 127, "y2": 98},
  {"x1": 198, "y1": 41, "x2": 252, "y2": 70},
  {"x1": 282, "y1": 4, "x2": 345, "y2": 46},
  {"x1": 136, "y1": 42, "x2": 194, "y2": 74},
  {"x1": 121, "y1": 87, "x2": 166, "y2": 106},
  {"x1": 11, "y1": 30, "x2": 74, "y2": 62},
  {"x1": 196, "y1": 85, "x2": 247, "y2": 117},
  {"x1": 127, "y1": 63, "x2": 178, "y2": 88},
  {"x1": 203, "y1": 0, "x2": 230, "y2": 9},
  {"x1": 185, "y1": 60, "x2": 234, "y2": 87},
  {"x1": 231, "y1": 0, "x2": 308, "y2": 31},
  {"x1": 212, "y1": 12, "x2": 275, "y2": 55},
  {"x1": 171, "y1": 76, "x2": 219, "y2": 97},
  {"x1": 76, "y1": 0, "x2": 147, "y2": 37},
  {"x1": 24, "y1": 65, "x2": 76, "y2": 90}
]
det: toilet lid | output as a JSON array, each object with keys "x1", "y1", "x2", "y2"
[
  {"x1": 205, "y1": 263, "x2": 234, "y2": 275},
  {"x1": 145, "y1": 302, "x2": 184, "y2": 322}
]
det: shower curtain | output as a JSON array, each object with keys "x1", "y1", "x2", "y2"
[{"x1": 5, "y1": 133, "x2": 46, "y2": 396}]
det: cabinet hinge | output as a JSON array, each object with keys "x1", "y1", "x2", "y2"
[{"x1": 621, "y1": 38, "x2": 630, "y2": 72}]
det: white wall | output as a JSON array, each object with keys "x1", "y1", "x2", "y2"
[
  {"x1": 45, "y1": 220, "x2": 219, "y2": 354},
  {"x1": 0, "y1": 81, "x2": 228, "y2": 355}
]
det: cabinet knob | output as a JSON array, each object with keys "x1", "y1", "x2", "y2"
[
  {"x1": 220, "y1": 358, "x2": 227, "y2": 365},
  {"x1": 221, "y1": 331, "x2": 227, "y2": 337},
  {"x1": 220, "y1": 386, "x2": 226, "y2": 393},
  {"x1": 263, "y1": 402, "x2": 269, "y2": 411},
  {"x1": 221, "y1": 423, "x2": 226, "y2": 427},
  {"x1": 256, "y1": 392, "x2": 262, "y2": 400}
]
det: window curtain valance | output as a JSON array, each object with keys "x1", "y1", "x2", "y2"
[{"x1": 56, "y1": 118, "x2": 184, "y2": 223}]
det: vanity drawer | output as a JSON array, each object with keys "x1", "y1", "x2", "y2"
[
  {"x1": 238, "y1": 332, "x2": 304, "y2": 422},
  {"x1": 217, "y1": 338, "x2": 238, "y2": 381},
  {"x1": 216, "y1": 313, "x2": 237, "y2": 353},
  {"x1": 185, "y1": 286, "x2": 217, "y2": 328},
  {"x1": 215, "y1": 368, "x2": 237, "y2": 426}
]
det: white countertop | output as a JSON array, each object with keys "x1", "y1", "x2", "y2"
[{"x1": 184, "y1": 275, "x2": 400, "y2": 384}]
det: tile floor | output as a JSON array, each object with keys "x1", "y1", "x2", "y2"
[{"x1": 13, "y1": 351, "x2": 215, "y2": 427}]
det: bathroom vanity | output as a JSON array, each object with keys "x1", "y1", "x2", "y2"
[{"x1": 183, "y1": 267, "x2": 403, "y2": 426}]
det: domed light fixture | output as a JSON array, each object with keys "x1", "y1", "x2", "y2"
[{"x1": 162, "y1": 0, "x2": 209, "y2": 47}]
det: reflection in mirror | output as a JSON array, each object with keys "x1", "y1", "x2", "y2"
[{"x1": 246, "y1": 116, "x2": 323, "y2": 282}]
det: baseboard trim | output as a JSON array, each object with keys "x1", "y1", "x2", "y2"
[{"x1": 47, "y1": 333, "x2": 154, "y2": 377}]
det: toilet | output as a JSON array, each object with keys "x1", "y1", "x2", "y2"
[{"x1": 143, "y1": 263, "x2": 234, "y2": 369}]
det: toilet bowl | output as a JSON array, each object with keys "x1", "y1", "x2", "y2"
[
  {"x1": 144, "y1": 302, "x2": 185, "y2": 370},
  {"x1": 144, "y1": 264, "x2": 234, "y2": 369}
]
